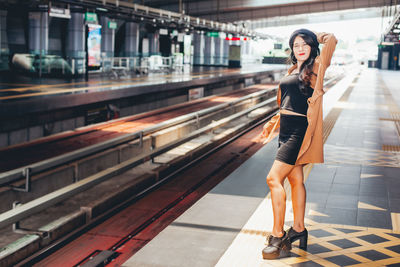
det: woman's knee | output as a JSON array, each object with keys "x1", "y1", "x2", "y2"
[
  {"x1": 287, "y1": 166, "x2": 304, "y2": 186},
  {"x1": 266, "y1": 160, "x2": 294, "y2": 188},
  {"x1": 288, "y1": 175, "x2": 304, "y2": 187},
  {"x1": 266, "y1": 174, "x2": 281, "y2": 188}
]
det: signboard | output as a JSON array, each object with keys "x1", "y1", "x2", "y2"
[
  {"x1": 87, "y1": 24, "x2": 102, "y2": 67},
  {"x1": 178, "y1": 33, "x2": 184, "y2": 42},
  {"x1": 108, "y1": 21, "x2": 117, "y2": 29},
  {"x1": 188, "y1": 87, "x2": 204, "y2": 101},
  {"x1": 49, "y1": 7, "x2": 71, "y2": 19},
  {"x1": 226, "y1": 36, "x2": 249, "y2": 41},
  {"x1": 229, "y1": 45, "x2": 241, "y2": 61},
  {"x1": 207, "y1": 32, "x2": 219, "y2": 37},
  {"x1": 29, "y1": 12, "x2": 41, "y2": 20},
  {"x1": 85, "y1": 12, "x2": 98, "y2": 23},
  {"x1": 159, "y1": 28, "x2": 168, "y2": 35}
]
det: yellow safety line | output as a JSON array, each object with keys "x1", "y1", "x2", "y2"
[
  {"x1": 0, "y1": 72, "x2": 240, "y2": 100},
  {"x1": 0, "y1": 67, "x2": 265, "y2": 101},
  {"x1": 392, "y1": 213, "x2": 400, "y2": 232},
  {"x1": 0, "y1": 83, "x2": 39, "y2": 87},
  {"x1": 0, "y1": 68, "x2": 241, "y2": 93}
]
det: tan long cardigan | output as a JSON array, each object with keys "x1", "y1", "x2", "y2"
[{"x1": 261, "y1": 32, "x2": 338, "y2": 165}]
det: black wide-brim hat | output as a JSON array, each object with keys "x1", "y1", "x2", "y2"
[{"x1": 289, "y1": 29, "x2": 318, "y2": 50}]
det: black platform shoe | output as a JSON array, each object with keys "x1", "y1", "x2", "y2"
[
  {"x1": 287, "y1": 227, "x2": 308, "y2": 250},
  {"x1": 262, "y1": 232, "x2": 292, "y2": 260}
]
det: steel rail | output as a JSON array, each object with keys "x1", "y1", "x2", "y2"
[
  {"x1": 0, "y1": 88, "x2": 275, "y2": 187},
  {"x1": 15, "y1": 102, "x2": 280, "y2": 267},
  {"x1": 0, "y1": 96, "x2": 277, "y2": 229}
]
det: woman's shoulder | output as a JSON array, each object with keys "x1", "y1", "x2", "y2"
[{"x1": 286, "y1": 64, "x2": 297, "y2": 75}]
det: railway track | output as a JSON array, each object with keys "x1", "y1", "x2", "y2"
[
  {"x1": 20, "y1": 105, "x2": 277, "y2": 267},
  {"x1": 0, "y1": 75, "x2": 342, "y2": 266}
]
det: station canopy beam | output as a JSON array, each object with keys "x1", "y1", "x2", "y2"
[
  {"x1": 139, "y1": 0, "x2": 398, "y2": 23},
  {"x1": 5, "y1": 0, "x2": 271, "y2": 39}
]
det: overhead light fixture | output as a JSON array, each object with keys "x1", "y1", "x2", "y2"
[
  {"x1": 393, "y1": 29, "x2": 400, "y2": 33},
  {"x1": 96, "y1": 7, "x2": 107, "y2": 12}
]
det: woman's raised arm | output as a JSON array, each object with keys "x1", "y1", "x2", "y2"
[{"x1": 315, "y1": 32, "x2": 338, "y2": 67}]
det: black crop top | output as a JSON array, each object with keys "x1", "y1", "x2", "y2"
[{"x1": 279, "y1": 73, "x2": 313, "y2": 115}]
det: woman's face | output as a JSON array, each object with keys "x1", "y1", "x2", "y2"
[{"x1": 292, "y1": 36, "x2": 311, "y2": 63}]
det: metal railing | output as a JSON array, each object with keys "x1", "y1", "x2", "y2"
[
  {"x1": 0, "y1": 88, "x2": 275, "y2": 188},
  {"x1": 0, "y1": 93, "x2": 278, "y2": 229}
]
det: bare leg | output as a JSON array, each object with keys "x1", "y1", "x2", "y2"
[
  {"x1": 266, "y1": 160, "x2": 296, "y2": 237},
  {"x1": 287, "y1": 164, "x2": 306, "y2": 232}
]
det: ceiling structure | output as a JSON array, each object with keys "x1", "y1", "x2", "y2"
[
  {"x1": 131, "y1": 0, "x2": 399, "y2": 41},
  {"x1": 242, "y1": 7, "x2": 386, "y2": 29},
  {"x1": 2, "y1": 0, "x2": 398, "y2": 41},
  {"x1": 134, "y1": 0, "x2": 397, "y2": 24}
]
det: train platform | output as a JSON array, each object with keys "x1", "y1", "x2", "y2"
[
  {"x1": 0, "y1": 64, "x2": 284, "y2": 112},
  {"x1": 0, "y1": 64, "x2": 286, "y2": 149},
  {"x1": 122, "y1": 68, "x2": 400, "y2": 267}
]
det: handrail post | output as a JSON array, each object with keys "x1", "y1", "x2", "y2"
[
  {"x1": 12, "y1": 201, "x2": 48, "y2": 238},
  {"x1": 10, "y1": 168, "x2": 31, "y2": 192}
]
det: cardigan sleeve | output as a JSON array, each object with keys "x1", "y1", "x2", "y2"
[
  {"x1": 261, "y1": 112, "x2": 280, "y2": 143},
  {"x1": 316, "y1": 32, "x2": 338, "y2": 68},
  {"x1": 276, "y1": 84, "x2": 281, "y2": 107}
]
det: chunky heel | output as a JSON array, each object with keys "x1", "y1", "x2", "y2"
[
  {"x1": 287, "y1": 227, "x2": 308, "y2": 250},
  {"x1": 299, "y1": 235, "x2": 308, "y2": 250}
]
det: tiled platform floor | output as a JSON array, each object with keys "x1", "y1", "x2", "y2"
[{"x1": 123, "y1": 68, "x2": 400, "y2": 267}]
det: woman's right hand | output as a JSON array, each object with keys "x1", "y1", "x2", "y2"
[{"x1": 258, "y1": 113, "x2": 280, "y2": 143}]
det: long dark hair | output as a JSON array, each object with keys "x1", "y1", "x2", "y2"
[{"x1": 288, "y1": 33, "x2": 320, "y2": 96}]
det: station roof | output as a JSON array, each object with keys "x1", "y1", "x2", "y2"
[
  {"x1": 138, "y1": 0, "x2": 394, "y2": 22},
  {"x1": 1, "y1": 0, "x2": 398, "y2": 41}
]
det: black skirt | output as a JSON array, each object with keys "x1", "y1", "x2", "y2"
[{"x1": 276, "y1": 113, "x2": 308, "y2": 165}]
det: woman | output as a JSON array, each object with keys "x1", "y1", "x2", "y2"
[{"x1": 260, "y1": 29, "x2": 337, "y2": 259}]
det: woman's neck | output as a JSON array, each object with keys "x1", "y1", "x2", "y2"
[{"x1": 297, "y1": 61, "x2": 304, "y2": 72}]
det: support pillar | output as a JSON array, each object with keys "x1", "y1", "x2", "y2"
[
  {"x1": 125, "y1": 22, "x2": 139, "y2": 69},
  {"x1": 193, "y1": 31, "x2": 204, "y2": 65},
  {"x1": 223, "y1": 36, "x2": 229, "y2": 66},
  {"x1": 0, "y1": 10, "x2": 8, "y2": 70},
  {"x1": 393, "y1": 44, "x2": 400, "y2": 70},
  {"x1": 183, "y1": 33, "x2": 192, "y2": 65},
  {"x1": 28, "y1": 11, "x2": 48, "y2": 55},
  {"x1": 204, "y1": 34, "x2": 215, "y2": 66},
  {"x1": 66, "y1": 10, "x2": 85, "y2": 75},
  {"x1": 100, "y1": 16, "x2": 115, "y2": 72},
  {"x1": 214, "y1": 35, "x2": 223, "y2": 66},
  {"x1": 148, "y1": 31, "x2": 160, "y2": 56}
]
